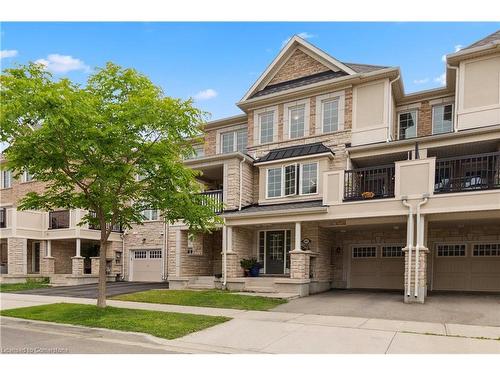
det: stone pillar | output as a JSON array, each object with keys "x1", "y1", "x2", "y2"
[
  {"x1": 290, "y1": 250, "x2": 310, "y2": 279},
  {"x1": 90, "y1": 257, "x2": 100, "y2": 276},
  {"x1": 294, "y1": 222, "x2": 301, "y2": 251},
  {"x1": 71, "y1": 256, "x2": 84, "y2": 276},
  {"x1": 75, "y1": 238, "x2": 81, "y2": 257},
  {"x1": 7, "y1": 237, "x2": 26, "y2": 275},
  {"x1": 41, "y1": 257, "x2": 55, "y2": 276}
]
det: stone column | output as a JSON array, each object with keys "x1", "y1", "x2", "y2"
[
  {"x1": 7, "y1": 237, "x2": 26, "y2": 275},
  {"x1": 290, "y1": 250, "x2": 310, "y2": 279},
  {"x1": 404, "y1": 214, "x2": 428, "y2": 304},
  {"x1": 71, "y1": 256, "x2": 84, "y2": 276},
  {"x1": 90, "y1": 257, "x2": 100, "y2": 276}
]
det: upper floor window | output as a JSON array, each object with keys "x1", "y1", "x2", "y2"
[
  {"x1": 300, "y1": 163, "x2": 318, "y2": 195},
  {"x1": 259, "y1": 111, "x2": 275, "y2": 144},
  {"x1": 289, "y1": 105, "x2": 306, "y2": 139},
  {"x1": 266, "y1": 162, "x2": 318, "y2": 199},
  {"x1": 221, "y1": 129, "x2": 247, "y2": 154},
  {"x1": 322, "y1": 99, "x2": 340, "y2": 133},
  {"x1": 141, "y1": 208, "x2": 158, "y2": 221},
  {"x1": 22, "y1": 170, "x2": 34, "y2": 183},
  {"x1": 190, "y1": 144, "x2": 205, "y2": 159},
  {"x1": 1, "y1": 170, "x2": 12, "y2": 189},
  {"x1": 432, "y1": 104, "x2": 453, "y2": 134},
  {"x1": 398, "y1": 110, "x2": 417, "y2": 140}
]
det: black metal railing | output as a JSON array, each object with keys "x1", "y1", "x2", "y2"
[
  {"x1": 344, "y1": 164, "x2": 396, "y2": 201},
  {"x1": 0, "y1": 207, "x2": 6, "y2": 228},
  {"x1": 198, "y1": 189, "x2": 224, "y2": 213},
  {"x1": 48, "y1": 210, "x2": 70, "y2": 229},
  {"x1": 88, "y1": 211, "x2": 123, "y2": 232},
  {"x1": 434, "y1": 151, "x2": 500, "y2": 194}
]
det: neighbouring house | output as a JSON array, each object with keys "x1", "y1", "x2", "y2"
[{"x1": 1, "y1": 31, "x2": 499, "y2": 303}]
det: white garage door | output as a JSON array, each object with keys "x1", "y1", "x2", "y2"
[
  {"x1": 433, "y1": 243, "x2": 500, "y2": 292},
  {"x1": 130, "y1": 249, "x2": 163, "y2": 282},
  {"x1": 350, "y1": 245, "x2": 404, "y2": 290}
]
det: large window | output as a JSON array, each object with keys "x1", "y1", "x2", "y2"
[
  {"x1": 1, "y1": 170, "x2": 11, "y2": 189},
  {"x1": 432, "y1": 104, "x2": 453, "y2": 134},
  {"x1": 398, "y1": 110, "x2": 417, "y2": 140},
  {"x1": 140, "y1": 208, "x2": 158, "y2": 221},
  {"x1": 259, "y1": 111, "x2": 275, "y2": 144},
  {"x1": 266, "y1": 167, "x2": 282, "y2": 198},
  {"x1": 266, "y1": 162, "x2": 318, "y2": 198},
  {"x1": 300, "y1": 163, "x2": 318, "y2": 195},
  {"x1": 289, "y1": 105, "x2": 305, "y2": 139},
  {"x1": 322, "y1": 98, "x2": 339, "y2": 133},
  {"x1": 23, "y1": 170, "x2": 34, "y2": 182},
  {"x1": 221, "y1": 129, "x2": 247, "y2": 154}
]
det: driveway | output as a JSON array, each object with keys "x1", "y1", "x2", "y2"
[
  {"x1": 272, "y1": 290, "x2": 500, "y2": 327},
  {"x1": 10, "y1": 282, "x2": 168, "y2": 298}
]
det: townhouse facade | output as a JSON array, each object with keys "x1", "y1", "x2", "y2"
[{"x1": 1, "y1": 30, "x2": 499, "y2": 303}]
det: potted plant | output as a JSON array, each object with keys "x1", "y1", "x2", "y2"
[
  {"x1": 361, "y1": 191, "x2": 375, "y2": 199},
  {"x1": 240, "y1": 258, "x2": 262, "y2": 277}
]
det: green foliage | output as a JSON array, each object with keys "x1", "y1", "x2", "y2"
[
  {"x1": 0, "y1": 278, "x2": 50, "y2": 292},
  {"x1": 113, "y1": 289, "x2": 287, "y2": 311},
  {"x1": 0, "y1": 62, "x2": 220, "y2": 234},
  {"x1": 0, "y1": 303, "x2": 230, "y2": 339},
  {"x1": 240, "y1": 257, "x2": 262, "y2": 270}
]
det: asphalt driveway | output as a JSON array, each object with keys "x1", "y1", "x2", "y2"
[
  {"x1": 10, "y1": 281, "x2": 169, "y2": 298},
  {"x1": 272, "y1": 290, "x2": 500, "y2": 327}
]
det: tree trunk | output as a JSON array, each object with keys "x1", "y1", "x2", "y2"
[{"x1": 97, "y1": 230, "x2": 108, "y2": 308}]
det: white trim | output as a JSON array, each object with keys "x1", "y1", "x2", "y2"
[
  {"x1": 315, "y1": 90, "x2": 345, "y2": 134},
  {"x1": 351, "y1": 245, "x2": 378, "y2": 259},
  {"x1": 397, "y1": 109, "x2": 418, "y2": 140},
  {"x1": 254, "y1": 152, "x2": 333, "y2": 166},
  {"x1": 216, "y1": 124, "x2": 248, "y2": 154},
  {"x1": 299, "y1": 162, "x2": 319, "y2": 196},
  {"x1": 240, "y1": 36, "x2": 356, "y2": 102},
  {"x1": 471, "y1": 242, "x2": 500, "y2": 257},
  {"x1": 283, "y1": 98, "x2": 310, "y2": 140},
  {"x1": 258, "y1": 228, "x2": 292, "y2": 275},
  {"x1": 253, "y1": 106, "x2": 278, "y2": 145},
  {"x1": 431, "y1": 102, "x2": 454, "y2": 135}
]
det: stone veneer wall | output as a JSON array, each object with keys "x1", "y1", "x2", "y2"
[
  {"x1": 51, "y1": 240, "x2": 75, "y2": 274},
  {"x1": 226, "y1": 226, "x2": 255, "y2": 278},
  {"x1": 7, "y1": 238, "x2": 25, "y2": 275},
  {"x1": 268, "y1": 49, "x2": 330, "y2": 85},
  {"x1": 417, "y1": 100, "x2": 432, "y2": 138}
]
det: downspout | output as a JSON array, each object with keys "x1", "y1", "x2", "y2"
[
  {"x1": 387, "y1": 75, "x2": 401, "y2": 142},
  {"x1": 120, "y1": 229, "x2": 127, "y2": 281},
  {"x1": 401, "y1": 199, "x2": 413, "y2": 297},
  {"x1": 414, "y1": 197, "x2": 429, "y2": 298},
  {"x1": 446, "y1": 64, "x2": 459, "y2": 132},
  {"x1": 239, "y1": 158, "x2": 245, "y2": 211},
  {"x1": 222, "y1": 218, "x2": 227, "y2": 287},
  {"x1": 162, "y1": 216, "x2": 168, "y2": 281}
]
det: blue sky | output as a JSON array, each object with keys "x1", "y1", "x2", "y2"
[{"x1": 1, "y1": 22, "x2": 499, "y2": 121}]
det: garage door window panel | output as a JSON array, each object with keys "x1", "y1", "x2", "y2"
[
  {"x1": 382, "y1": 245, "x2": 404, "y2": 257},
  {"x1": 436, "y1": 244, "x2": 466, "y2": 257},
  {"x1": 352, "y1": 246, "x2": 377, "y2": 258},
  {"x1": 473, "y1": 243, "x2": 500, "y2": 257},
  {"x1": 134, "y1": 250, "x2": 147, "y2": 259}
]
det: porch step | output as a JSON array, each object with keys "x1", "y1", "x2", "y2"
[{"x1": 243, "y1": 286, "x2": 277, "y2": 293}]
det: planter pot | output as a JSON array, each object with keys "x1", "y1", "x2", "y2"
[{"x1": 249, "y1": 265, "x2": 260, "y2": 277}]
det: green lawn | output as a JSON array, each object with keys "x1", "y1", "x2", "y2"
[
  {"x1": 0, "y1": 278, "x2": 50, "y2": 292},
  {"x1": 0, "y1": 303, "x2": 230, "y2": 340},
  {"x1": 112, "y1": 289, "x2": 287, "y2": 311}
]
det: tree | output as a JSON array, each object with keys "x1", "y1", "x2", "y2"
[{"x1": 0, "y1": 63, "x2": 220, "y2": 307}]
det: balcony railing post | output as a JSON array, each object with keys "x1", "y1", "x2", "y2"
[
  {"x1": 343, "y1": 164, "x2": 396, "y2": 201},
  {"x1": 198, "y1": 189, "x2": 223, "y2": 214}
]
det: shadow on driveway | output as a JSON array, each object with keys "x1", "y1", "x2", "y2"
[
  {"x1": 10, "y1": 282, "x2": 169, "y2": 299},
  {"x1": 272, "y1": 289, "x2": 500, "y2": 327}
]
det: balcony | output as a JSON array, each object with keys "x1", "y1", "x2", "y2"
[
  {"x1": 198, "y1": 189, "x2": 224, "y2": 214},
  {"x1": 88, "y1": 211, "x2": 123, "y2": 232},
  {"x1": 344, "y1": 165, "x2": 395, "y2": 201},
  {"x1": 435, "y1": 152, "x2": 500, "y2": 194},
  {"x1": 48, "y1": 210, "x2": 70, "y2": 229}
]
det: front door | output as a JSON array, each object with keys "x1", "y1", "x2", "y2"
[{"x1": 265, "y1": 231, "x2": 285, "y2": 274}]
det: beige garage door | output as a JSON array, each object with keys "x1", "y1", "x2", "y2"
[
  {"x1": 130, "y1": 249, "x2": 162, "y2": 282},
  {"x1": 433, "y1": 243, "x2": 500, "y2": 292},
  {"x1": 350, "y1": 245, "x2": 404, "y2": 290}
]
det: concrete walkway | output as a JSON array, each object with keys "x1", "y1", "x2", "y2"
[{"x1": 1, "y1": 293, "x2": 499, "y2": 354}]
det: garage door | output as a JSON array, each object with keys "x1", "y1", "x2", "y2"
[
  {"x1": 433, "y1": 243, "x2": 500, "y2": 292},
  {"x1": 130, "y1": 249, "x2": 163, "y2": 282},
  {"x1": 350, "y1": 245, "x2": 404, "y2": 290}
]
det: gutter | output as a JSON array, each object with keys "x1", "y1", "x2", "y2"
[
  {"x1": 239, "y1": 159, "x2": 245, "y2": 210},
  {"x1": 387, "y1": 75, "x2": 401, "y2": 142},
  {"x1": 401, "y1": 198, "x2": 413, "y2": 297},
  {"x1": 446, "y1": 63, "x2": 459, "y2": 132}
]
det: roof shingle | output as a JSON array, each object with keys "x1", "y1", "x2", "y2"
[{"x1": 254, "y1": 142, "x2": 333, "y2": 164}]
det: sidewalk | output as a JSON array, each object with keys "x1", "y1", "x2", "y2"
[{"x1": 1, "y1": 293, "x2": 499, "y2": 353}]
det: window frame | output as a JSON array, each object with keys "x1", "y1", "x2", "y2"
[
  {"x1": 22, "y1": 170, "x2": 35, "y2": 183},
  {"x1": 352, "y1": 246, "x2": 377, "y2": 259},
  {"x1": 397, "y1": 110, "x2": 418, "y2": 140},
  {"x1": 432, "y1": 103, "x2": 454, "y2": 135},
  {"x1": 299, "y1": 162, "x2": 319, "y2": 196},
  {"x1": 265, "y1": 161, "x2": 318, "y2": 199},
  {"x1": 436, "y1": 244, "x2": 467, "y2": 257},
  {"x1": 472, "y1": 243, "x2": 500, "y2": 257},
  {"x1": 220, "y1": 128, "x2": 247, "y2": 154},
  {"x1": 141, "y1": 208, "x2": 159, "y2": 221},
  {"x1": 287, "y1": 104, "x2": 306, "y2": 139},
  {"x1": 1, "y1": 170, "x2": 12, "y2": 189},
  {"x1": 321, "y1": 97, "x2": 340, "y2": 133},
  {"x1": 259, "y1": 110, "x2": 275, "y2": 145},
  {"x1": 381, "y1": 245, "x2": 405, "y2": 258}
]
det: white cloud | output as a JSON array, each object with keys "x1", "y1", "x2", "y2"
[
  {"x1": 35, "y1": 54, "x2": 90, "y2": 74},
  {"x1": 281, "y1": 32, "x2": 315, "y2": 48},
  {"x1": 413, "y1": 78, "x2": 429, "y2": 84},
  {"x1": 441, "y1": 44, "x2": 463, "y2": 63},
  {"x1": 434, "y1": 73, "x2": 446, "y2": 86},
  {"x1": 194, "y1": 88, "x2": 217, "y2": 101},
  {"x1": 1, "y1": 50, "x2": 18, "y2": 59}
]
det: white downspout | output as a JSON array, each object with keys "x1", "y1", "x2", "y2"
[
  {"x1": 120, "y1": 230, "x2": 127, "y2": 281},
  {"x1": 222, "y1": 219, "x2": 227, "y2": 287},
  {"x1": 387, "y1": 75, "x2": 400, "y2": 142},
  {"x1": 414, "y1": 197, "x2": 428, "y2": 298},
  {"x1": 402, "y1": 199, "x2": 413, "y2": 297},
  {"x1": 239, "y1": 158, "x2": 245, "y2": 211},
  {"x1": 446, "y1": 64, "x2": 459, "y2": 132},
  {"x1": 162, "y1": 217, "x2": 168, "y2": 281}
]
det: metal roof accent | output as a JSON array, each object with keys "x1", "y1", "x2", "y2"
[{"x1": 254, "y1": 142, "x2": 334, "y2": 164}]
